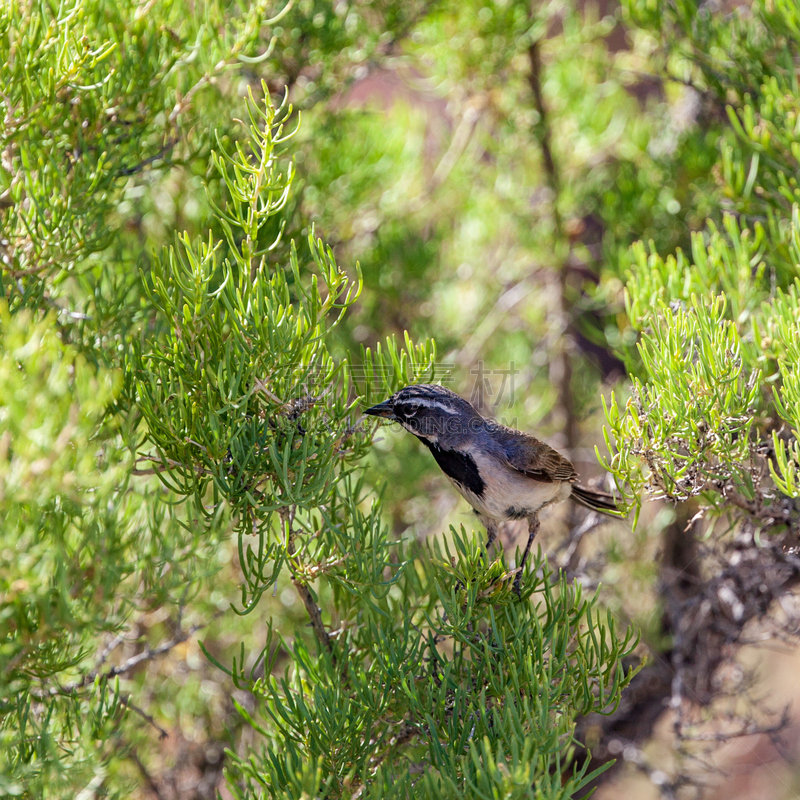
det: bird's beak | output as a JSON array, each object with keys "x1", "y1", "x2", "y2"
[{"x1": 364, "y1": 399, "x2": 396, "y2": 420}]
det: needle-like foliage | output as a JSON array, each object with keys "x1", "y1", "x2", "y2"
[
  {"x1": 601, "y1": 0, "x2": 800, "y2": 535},
  {"x1": 1, "y1": 1, "x2": 641, "y2": 797},
  {"x1": 131, "y1": 89, "x2": 638, "y2": 797}
]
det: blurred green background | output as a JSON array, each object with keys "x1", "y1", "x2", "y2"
[{"x1": 5, "y1": 0, "x2": 800, "y2": 796}]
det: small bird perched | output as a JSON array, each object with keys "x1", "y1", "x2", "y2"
[{"x1": 365, "y1": 384, "x2": 618, "y2": 588}]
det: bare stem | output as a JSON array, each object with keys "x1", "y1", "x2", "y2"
[
  {"x1": 527, "y1": 26, "x2": 578, "y2": 456},
  {"x1": 127, "y1": 744, "x2": 167, "y2": 800},
  {"x1": 283, "y1": 506, "x2": 336, "y2": 660},
  {"x1": 36, "y1": 612, "x2": 222, "y2": 698},
  {"x1": 293, "y1": 580, "x2": 335, "y2": 655},
  {"x1": 120, "y1": 694, "x2": 170, "y2": 740}
]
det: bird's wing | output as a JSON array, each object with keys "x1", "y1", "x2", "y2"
[{"x1": 495, "y1": 426, "x2": 577, "y2": 483}]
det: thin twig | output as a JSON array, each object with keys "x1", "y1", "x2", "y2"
[
  {"x1": 127, "y1": 746, "x2": 166, "y2": 800},
  {"x1": 38, "y1": 613, "x2": 222, "y2": 697},
  {"x1": 679, "y1": 717, "x2": 790, "y2": 742},
  {"x1": 404, "y1": 97, "x2": 483, "y2": 214},
  {"x1": 85, "y1": 619, "x2": 210, "y2": 685},
  {"x1": 120, "y1": 694, "x2": 169, "y2": 740},
  {"x1": 116, "y1": 136, "x2": 180, "y2": 177},
  {"x1": 133, "y1": 452, "x2": 212, "y2": 477},
  {"x1": 282, "y1": 506, "x2": 336, "y2": 660}
]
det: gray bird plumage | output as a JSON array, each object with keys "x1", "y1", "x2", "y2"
[{"x1": 365, "y1": 383, "x2": 618, "y2": 589}]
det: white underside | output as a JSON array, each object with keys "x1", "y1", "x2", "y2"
[{"x1": 451, "y1": 450, "x2": 571, "y2": 520}]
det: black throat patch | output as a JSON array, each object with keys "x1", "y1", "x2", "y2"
[{"x1": 419, "y1": 439, "x2": 485, "y2": 498}]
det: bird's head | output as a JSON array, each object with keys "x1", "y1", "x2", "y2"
[{"x1": 364, "y1": 384, "x2": 481, "y2": 444}]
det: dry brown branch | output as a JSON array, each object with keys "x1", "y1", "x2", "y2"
[
  {"x1": 527, "y1": 14, "x2": 577, "y2": 458},
  {"x1": 282, "y1": 506, "x2": 336, "y2": 661},
  {"x1": 117, "y1": 135, "x2": 180, "y2": 177},
  {"x1": 128, "y1": 745, "x2": 167, "y2": 800},
  {"x1": 34, "y1": 612, "x2": 222, "y2": 699},
  {"x1": 120, "y1": 694, "x2": 170, "y2": 740}
]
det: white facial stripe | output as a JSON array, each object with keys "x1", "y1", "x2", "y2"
[{"x1": 406, "y1": 397, "x2": 459, "y2": 414}]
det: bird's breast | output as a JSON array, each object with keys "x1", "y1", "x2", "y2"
[
  {"x1": 419, "y1": 440, "x2": 570, "y2": 520},
  {"x1": 463, "y1": 451, "x2": 569, "y2": 520}
]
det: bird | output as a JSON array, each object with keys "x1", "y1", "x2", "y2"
[{"x1": 364, "y1": 384, "x2": 618, "y2": 590}]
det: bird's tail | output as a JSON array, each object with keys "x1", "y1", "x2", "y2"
[{"x1": 570, "y1": 484, "x2": 620, "y2": 516}]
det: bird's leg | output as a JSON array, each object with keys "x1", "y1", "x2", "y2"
[
  {"x1": 514, "y1": 513, "x2": 540, "y2": 594},
  {"x1": 479, "y1": 514, "x2": 499, "y2": 553},
  {"x1": 485, "y1": 519, "x2": 499, "y2": 551}
]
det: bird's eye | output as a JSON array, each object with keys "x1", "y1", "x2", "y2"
[{"x1": 396, "y1": 404, "x2": 418, "y2": 420}]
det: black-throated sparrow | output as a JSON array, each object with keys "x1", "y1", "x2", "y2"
[{"x1": 365, "y1": 384, "x2": 618, "y2": 586}]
